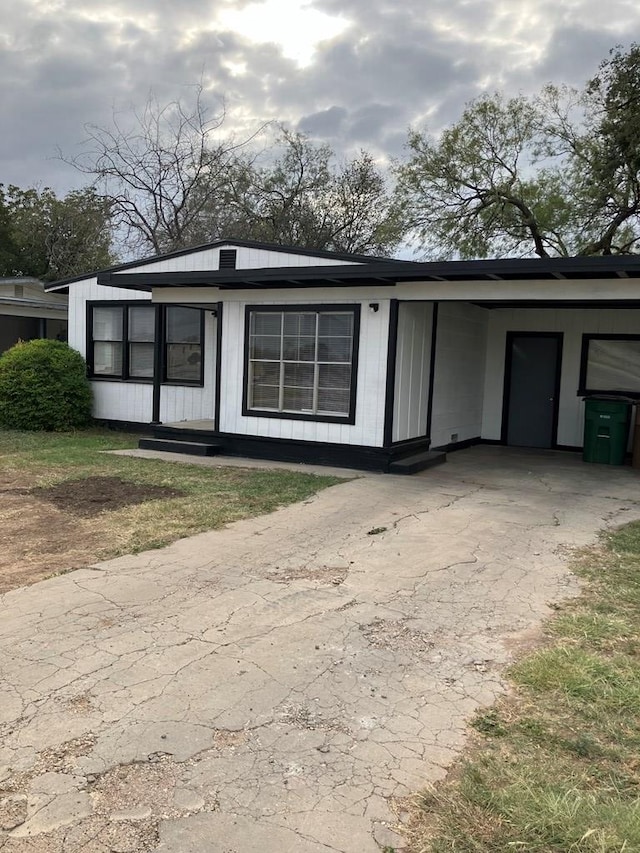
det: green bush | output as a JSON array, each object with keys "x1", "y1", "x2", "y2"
[{"x1": 0, "y1": 339, "x2": 93, "y2": 431}]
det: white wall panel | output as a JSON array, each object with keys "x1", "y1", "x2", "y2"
[
  {"x1": 430, "y1": 303, "x2": 489, "y2": 448},
  {"x1": 482, "y1": 308, "x2": 640, "y2": 447},
  {"x1": 117, "y1": 244, "x2": 362, "y2": 275},
  {"x1": 67, "y1": 278, "x2": 152, "y2": 422},
  {"x1": 392, "y1": 302, "x2": 433, "y2": 442},
  {"x1": 159, "y1": 311, "x2": 217, "y2": 423},
  {"x1": 91, "y1": 381, "x2": 153, "y2": 423},
  {"x1": 219, "y1": 297, "x2": 389, "y2": 447}
]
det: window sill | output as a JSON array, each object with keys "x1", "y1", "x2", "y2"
[{"x1": 242, "y1": 406, "x2": 355, "y2": 425}]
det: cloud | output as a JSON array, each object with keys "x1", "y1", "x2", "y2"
[{"x1": 1, "y1": 0, "x2": 639, "y2": 194}]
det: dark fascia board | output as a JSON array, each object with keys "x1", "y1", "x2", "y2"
[
  {"x1": 97, "y1": 266, "x2": 403, "y2": 290},
  {"x1": 45, "y1": 238, "x2": 412, "y2": 292},
  {"x1": 97, "y1": 254, "x2": 640, "y2": 292}
]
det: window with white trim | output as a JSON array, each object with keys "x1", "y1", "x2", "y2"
[{"x1": 246, "y1": 308, "x2": 358, "y2": 420}]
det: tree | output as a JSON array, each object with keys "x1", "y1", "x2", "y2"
[
  {"x1": 63, "y1": 86, "x2": 258, "y2": 256},
  {"x1": 395, "y1": 43, "x2": 640, "y2": 258},
  {"x1": 220, "y1": 128, "x2": 404, "y2": 255},
  {"x1": 65, "y1": 95, "x2": 406, "y2": 258},
  {"x1": 0, "y1": 193, "x2": 21, "y2": 275},
  {"x1": 0, "y1": 185, "x2": 114, "y2": 280}
]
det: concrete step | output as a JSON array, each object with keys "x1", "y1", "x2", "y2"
[
  {"x1": 138, "y1": 438, "x2": 223, "y2": 457},
  {"x1": 389, "y1": 450, "x2": 447, "y2": 475}
]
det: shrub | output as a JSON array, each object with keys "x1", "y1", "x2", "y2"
[{"x1": 0, "y1": 339, "x2": 93, "y2": 430}]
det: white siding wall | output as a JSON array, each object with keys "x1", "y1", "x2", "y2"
[
  {"x1": 482, "y1": 308, "x2": 640, "y2": 447},
  {"x1": 67, "y1": 278, "x2": 215, "y2": 424},
  {"x1": 118, "y1": 245, "x2": 362, "y2": 274},
  {"x1": 430, "y1": 303, "x2": 489, "y2": 448},
  {"x1": 392, "y1": 302, "x2": 433, "y2": 442},
  {"x1": 67, "y1": 278, "x2": 154, "y2": 423},
  {"x1": 159, "y1": 311, "x2": 216, "y2": 423},
  {"x1": 219, "y1": 296, "x2": 390, "y2": 447}
]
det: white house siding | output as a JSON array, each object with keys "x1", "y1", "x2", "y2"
[
  {"x1": 117, "y1": 245, "x2": 362, "y2": 275},
  {"x1": 67, "y1": 277, "x2": 215, "y2": 425},
  {"x1": 66, "y1": 278, "x2": 154, "y2": 422},
  {"x1": 481, "y1": 307, "x2": 640, "y2": 447},
  {"x1": 430, "y1": 303, "x2": 489, "y2": 449},
  {"x1": 218, "y1": 295, "x2": 390, "y2": 448},
  {"x1": 159, "y1": 311, "x2": 216, "y2": 424},
  {"x1": 392, "y1": 302, "x2": 433, "y2": 443}
]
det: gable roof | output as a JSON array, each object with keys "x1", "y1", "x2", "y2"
[
  {"x1": 0, "y1": 277, "x2": 68, "y2": 311},
  {"x1": 45, "y1": 238, "x2": 412, "y2": 292}
]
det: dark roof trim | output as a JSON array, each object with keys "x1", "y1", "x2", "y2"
[
  {"x1": 45, "y1": 238, "x2": 411, "y2": 291},
  {"x1": 97, "y1": 254, "x2": 640, "y2": 292}
]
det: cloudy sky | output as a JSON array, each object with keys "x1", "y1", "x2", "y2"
[{"x1": 2, "y1": 0, "x2": 639, "y2": 194}]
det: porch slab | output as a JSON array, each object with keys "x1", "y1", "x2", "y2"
[{"x1": 1, "y1": 447, "x2": 638, "y2": 852}]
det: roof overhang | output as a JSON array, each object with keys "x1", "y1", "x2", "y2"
[{"x1": 97, "y1": 255, "x2": 640, "y2": 293}]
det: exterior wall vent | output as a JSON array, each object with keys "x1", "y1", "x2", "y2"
[{"x1": 219, "y1": 249, "x2": 237, "y2": 270}]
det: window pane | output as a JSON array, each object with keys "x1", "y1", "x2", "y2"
[
  {"x1": 251, "y1": 313, "x2": 282, "y2": 336},
  {"x1": 318, "y1": 388, "x2": 350, "y2": 414},
  {"x1": 318, "y1": 313, "x2": 353, "y2": 336},
  {"x1": 94, "y1": 341, "x2": 123, "y2": 375},
  {"x1": 283, "y1": 387, "x2": 313, "y2": 411},
  {"x1": 128, "y1": 306, "x2": 155, "y2": 342},
  {"x1": 318, "y1": 336, "x2": 352, "y2": 362},
  {"x1": 251, "y1": 384, "x2": 280, "y2": 409},
  {"x1": 250, "y1": 335, "x2": 282, "y2": 359},
  {"x1": 93, "y1": 307, "x2": 122, "y2": 341},
  {"x1": 319, "y1": 363, "x2": 351, "y2": 389},
  {"x1": 167, "y1": 344, "x2": 201, "y2": 382},
  {"x1": 586, "y1": 339, "x2": 640, "y2": 393},
  {"x1": 283, "y1": 313, "x2": 316, "y2": 336},
  {"x1": 251, "y1": 361, "x2": 280, "y2": 385},
  {"x1": 283, "y1": 336, "x2": 315, "y2": 361},
  {"x1": 167, "y1": 307, "x2": 201, "y2": 343},
  {"x1": 250, "y1": 361, "x2": 280, "y2": 409},
  {"x1": 129, "y1": 342, "x2": 154, "y2": 378},
  {"x1": 284, "y1": 362, "x2": 314, "y2": 387}
]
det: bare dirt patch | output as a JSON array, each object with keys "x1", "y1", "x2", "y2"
[
  {"x1": 0, "y1": 475, "x2": 184, "y2": 594},
  {"x1": 360, "y1": 617, "x2": 435, "y2": 653},
  {"x1": 264, "y1": 564, "x2": 348, "y2": 584},
  {"x1": 36, "y1": 476, "x2": 184, "y2": 518}
]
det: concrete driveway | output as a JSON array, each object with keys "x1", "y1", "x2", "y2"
[{"x1": 1, "y1": 447, "x2": 638, "y2": 852}]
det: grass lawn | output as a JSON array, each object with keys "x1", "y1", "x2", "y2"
[
  {"x1": 0, "y1": 429, "x2": 341, "y2": 592},
  {"x1": 406, "y1": 522, "x2": 640, "y2": 852}
]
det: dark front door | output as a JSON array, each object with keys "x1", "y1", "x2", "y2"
[{"x1": 503, "y1": 333, "x2": 562, "y2": 448}]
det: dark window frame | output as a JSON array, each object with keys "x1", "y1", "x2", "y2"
[
  {"x1": 87, "y1": 301, "x2": 205, "y2": 387},
  {"x1": 163, "y1": 305, "x2": 205, "y2": 386},
  {"x1": 242, "y1": 303, "x2": 361, "y2": 425},
  {"x1": 578, "y1": 333, "x2": 640, "y2": 399}
]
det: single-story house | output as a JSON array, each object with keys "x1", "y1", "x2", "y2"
[
  {"x1": 47, "y1": 239, "x2": 640, "y2": 473},
  {"x1": 0, "y1": 277, "x2": 68, "y2": 353}
]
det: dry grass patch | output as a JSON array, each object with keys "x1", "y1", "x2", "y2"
[
  {"x1": 405, "y1": 524, "x2": 640, "y2": 853},
  {"x1": 0, "y1": 429, "x2": 341, "y2": 592}
]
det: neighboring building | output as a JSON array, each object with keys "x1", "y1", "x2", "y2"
[
  {"x1": 47, "y1": 239, "x2": 640, "y2": 472},
  {"x1": 0, "y1": 277, "x2": 68, "y2": 353}
]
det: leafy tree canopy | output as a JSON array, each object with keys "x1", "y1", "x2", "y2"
[
  {"x1": 0, "y1": 185, "x2": 114, "y2": 280},
  {"x1": 395, "y1": 43, "x2": 640, "y2": 258}
]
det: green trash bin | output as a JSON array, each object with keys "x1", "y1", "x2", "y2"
[{"x1": 583, "y1": 397, "x2": 632, "y2": 465}]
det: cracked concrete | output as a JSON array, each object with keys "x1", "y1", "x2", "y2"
[{"x1": 1, "y1": 446, "x2": 638, "y2": 852}]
